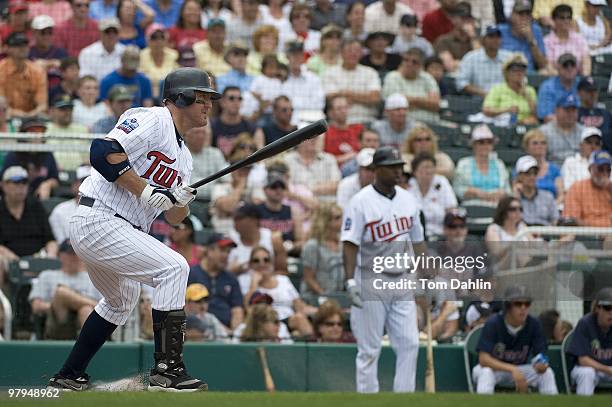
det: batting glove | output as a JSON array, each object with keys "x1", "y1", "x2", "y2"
[
  {"x1": 141, "y1": 184, "x2": 176, "y2": 211},
  {"x1": 345, "y1": 278, "x2": 363, "y2": 308},
  {"x1": 172, "y1": 183, "x2": 197, "y2": 207}
]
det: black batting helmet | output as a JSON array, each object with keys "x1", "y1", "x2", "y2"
[{"x1": 162, "y1": 67, "x2": 221, "y2": 107}]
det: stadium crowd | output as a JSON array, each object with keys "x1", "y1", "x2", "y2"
[{"x1": 0, "y1": 0, "x2": 611, "y2": 395}]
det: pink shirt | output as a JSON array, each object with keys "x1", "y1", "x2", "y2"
[
  {"x1": 543, "y1": 31, "x2": 590, "y2": 74},
  {"x1": 401, "y1": 0, "x2": 438, "y2": 22},
  {"x1": 29, "y1": 1, "x2": 74, "y2": 26}
]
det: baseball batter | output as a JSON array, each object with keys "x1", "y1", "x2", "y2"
[
  {"x1": 47, "y1": 68, "x2": 221, "y2": 392},
  {"x1": 341, "y1": 146, "x2": 425, "y2": 393}
]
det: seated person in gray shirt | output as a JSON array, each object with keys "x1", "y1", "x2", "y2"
[
  {"x1": 371, "y1": 93, "x2": 415, "y2": 148},
  {"x1": 28, "y1": 240, "x2": 101, "y2": 340},
  {"x1": 390, "y1": 14, "x2": 433, "y2": 57},
  {"x1": 512, "y1": 156, "x2": 558, "y2": 226},
  {"x1": 185, "y1": 283, "x2": 229, "y2": 341}
]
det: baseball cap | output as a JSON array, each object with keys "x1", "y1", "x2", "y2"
[
  {"x1": 2, "y1": 166, "x2": 28, "y2": 182},
  {"x1": 226, "y1": 41, "x2": 249, "y2": 56},
  {"x1": 205, "y1": 233, "x2": 237, "y2": 248},
  {"x1": 19, "y1": 117, "x2": 48, "y2": 132},
  {"x1": 8, "y1": 0, "x2": 28, "y2": 13},
  {"x1": 372, "y1": 146, "x2": 405, "y2": 167},
  {"x1": 449, "y1": 2, "x2": 473, "y2": 18},
  {"x1": 76, "y1": 165, "x2": 91, "y2": 181},
  {"x1": 580, "y1": 127, "x2": 603, "y2": 142},
  {"x1": 503, "y1": 53, "x2": 528, "y2": 71},
  {"x1": 443, "y1": 207, "x2": 467, "y2": 227},
  {"x1": 465, "y1": 301, "x2": 493, "y2": 326},
  {"x1": 52, "y1": 94, "x2": 74, "y2": 109},
  {"x1": 108, "y1": 84, "x2": 133, "y2": 102},
  {"x1": 515, "y1": 155, "x2": 539, "y2": 173},
  {"x1": 32, "y1": 15, "x2": 55, "y2": 31},
  {"x1": 513, "y1": 0, "x2": 533, "y2": 13},
  {"x1": 6, "y1": 32, "x2": 29, "y2": 47},
  {"x1": 595, "y1": 287, "x2": 612, "y2": 306},
  {"x1": 356, "y1": 148, "x2": 376, "y2": 167},
  {"x1": 586, "y1": 0, "x2": 607, "y2": 5},
  {"x1": 365, "y1": 31, "x2": 396, "y2": 47},
  {"x1": 58, "y1": 239, "x2": 75, "y2": 254},
  {"x1": 145, "y1": 23, "x2": 166, "y2": 39},
  {"x1": 207, "y1": 18, "x2": 226, "y2": 30},
  {"x1": 483, "y1": 25, "x2": 502, "y2": 37},
  {"x1": 556, "y1": 93, "x2": 580, "y2": 109},
  {"x1": 186, "y1": 283, "x2": 210, "y2": 302},
  {"x1": 557, "y1": 53, "x2": 577, "y2": 66},
  {"x1": 99, "y1": 18, "x2": 120, "y2": 32},
  {"x1": 400, "y1": 14, "x2": 418, "y2": 27},
  {"x1": 504, "y1": 284, "x2": 532, "y2": 302},
  {"x1": 233, "y1": 202, "x2": 260, "y2": 219},
  {"x1": 588, "y1": 150, "x2": 611, "y2": 167},
  {"x1": 121, "y1": 46, "x2": 140, "y2": 70},
  {"x1": 577, "y1": 76, "x2": 597, "y2": 92},
  {"x1": 470, "y1": 124, "x2": 495, "y2": 142},
  {"x1": 249, "y1": 291, "x2": 274, "y2": 305},
  {"x1": 285, "y1": 40, "x2": 304, "y2": 54},
  {"x1": 321, "y1": 24, "x2": 342, "y2": 39},
  {"x1": 384, "y1": 93, "x2": 409, "y2": 110},
  {"x1": 265, "y1": 172, "x2": 287, "y2": 188}
]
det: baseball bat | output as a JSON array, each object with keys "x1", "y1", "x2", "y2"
[
  {"x1": 189, "y1": 119, "x2": 328, "y2": 189},
  {"x1": 256, "y1": 347, "x2": 276, "y2": 392},
  {"x1": 425, "y1": 306, "x2": 436, "y2": 393}
]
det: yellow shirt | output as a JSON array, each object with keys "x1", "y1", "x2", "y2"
[
  {"x1": 139, "y1": 47, "x2": 179, "y2": 98},
  {"x1": 193, "y1": 41, "x2": 230, "y2": 78},
  {"x1": 533, "y1": 0, "x2": 584, "y2": 20}
]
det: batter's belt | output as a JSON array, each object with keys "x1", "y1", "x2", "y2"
[{"x1": 78, "y1": 196, "x2": 142, "y2": 230}]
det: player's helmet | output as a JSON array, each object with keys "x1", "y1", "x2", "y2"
[{"x1": 162, "y1": 67, "x2": 221, "y2": 107}]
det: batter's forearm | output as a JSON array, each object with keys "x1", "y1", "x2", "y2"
[
  {"x1": 343, "y1": 241, "x2": 359, "y2": 280},
  {"x1": 165, "y1": 206, "x2": 189, "y2": 225}
]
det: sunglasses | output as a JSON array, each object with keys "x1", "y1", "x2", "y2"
[
  {"x1": 530, "y1": 140, "x2": 547, "y2": 145},
  {"x1": 561, "y1": 61, "x2": 577, "y2": 68},
  {"x1": 252, "y1": 257, "x2": 271, "y2": 264},
  {"x1": 8, "y1": 179, "x2": 28, "y2": 185},
  {"x1": 40, "y1": 29, "x2": 53, "y2": 36},
  {"x1": 278, "y1": 107, "x2": 293, "y2": 113},
  {"x1": 598, "y1": 304, "x2": 612, "y2": 311},
  {"x1": 595, "y1": 165, "x2": 611, "y2": 174},
  {"x1": 150, "y1": 33, "x2": 165, "y2": 40},
  {"x1": 475, "y1": 139, "x2": 493, "y2": 145},
  {"x1": 323, "y1": 321, "x2": 342, "y2": 327},
  {"x1": 226, "y1": 95, "x2": 243, "y2": 101},
  {"x1": 267, "y1": 183, "x2": 286, "y2": 190},
  {"x1": 446, "y1": 223, "x2": 466, "y2": 229},
  {"x1": 512, "y1": 301, "x2": 531, "y2": 308},
  {"x1": 556, "y1": 14, "x2": 572, "y2": 20},
  {"x1": 104, "y1": 28, "x2": 119, "y2": 35},
  {"x1": 523, "y1": 168, "x2": 538, "y2": 176},
  {"x1": 414, "y1": 137, "x2": 431, "y2": 142},
  {"x1": 508, "y1": 206, "x2": 523, "y2": 212},
  {"x1": 74, "y1": 2, "x2": 90, "y2": 7}
]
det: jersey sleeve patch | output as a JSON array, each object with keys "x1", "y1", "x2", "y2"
[
  {"x1": 116, "y1": 118, "x2": 140, "y2": 133},
  {"x1": 344, "y1": 217, "x2": 352, "y2": 231}
]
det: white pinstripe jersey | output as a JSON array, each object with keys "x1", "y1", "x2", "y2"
[{"x1": 80, "y1": 106, "x2": 193, "y2": 232}]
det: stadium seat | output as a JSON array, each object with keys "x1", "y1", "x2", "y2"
[
  {"x1": 189, "y1": 199, "x2": 212, "y2": 228},
  {"x1": 193, "y1": 228, "x2": 215, "y2": 245},
  {"x1": 444, "y1": 146, "x2": 472, "y2": 163},
  {"x1": 441, "y1": 75, "x2": 459, "y2": 95},
  {"x1": 561, "y1": 328, "x2": 612, "y2": 394},
  {"x1": 464, "y1": 203, "x2": 496, "y2": 235},
  {"x1": 496, "y1": 148, "x2": 524, "y2": 167},
  {"x1": 427, "y1": 123, "x2": 460, "y2": 147},
  {"x1": 54, "y1": 170, "x2": 77, "y2": 198},
  {"x1": 591, "y1": 55, "x2": 612, "y2": 77},
  {"x1": 440, "y1": 96, "x2": 483, "y2": 123},
  {"x1": 527, "y1": 74, "x2": 548, "y2": 90},
  {"x1": 464, "y1": 324, "x2": 483, "y2": 393},
  {"x1": 287, "y1": 257, "x2": 303, "y2": 292}
]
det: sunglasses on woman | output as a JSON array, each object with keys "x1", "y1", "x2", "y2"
[
  {"x1": 508, "y1": 206, "x2": 523, "y2": 212},
  {"x1": 252, "y1": 257, "x2": 271, "y2": 264}
]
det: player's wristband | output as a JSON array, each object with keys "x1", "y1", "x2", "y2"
[{"x1": 345, "y1": 278, "x2": 357, "y2": 290}]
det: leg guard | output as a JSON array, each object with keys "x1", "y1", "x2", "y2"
[{"x1": 153, "y1": 309, "x2": 186, "y2": 372}]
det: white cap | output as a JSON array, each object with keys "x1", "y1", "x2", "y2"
[
  {"x1": 356, "y1": 148, "x2": 376, "y2": 167},
  {"x1": 470, "y1": 124, "x2": 494, "y2": 142},
  {"x1": 99, "y1": 17, "x2": 120, "y2": 32},
  {"x1": 2, "y1": 166, "x2": 28, "y2": 182},
  {"x1": 580, "y1": 126, "x2": 603, "y2": 142},
  {"x1": 32, "y1": 15, "x2": 54, "y2": 30},
  {"x1": 586, "y1": 0, "x2": 607, "y2": 5},
  {"x1": 384, "y1": 93, "x2": 408, "y2": 110},
  {"x1": 76, "y1": 165, "x2": 91, "y2": 181},
  {"x1": 515, "y1": 155, "x2": 539, "y2": 173}
]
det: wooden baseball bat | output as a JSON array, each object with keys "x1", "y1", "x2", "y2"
[
  {"x1": 189, "y1": 120, "x2": 327, "y2": 189},
  {"x1": 425, "y1": 306, "x2": 436, "y2": 393},
  {"x1": 257, "y1": 347, "x2": 276, "y2": 392}
]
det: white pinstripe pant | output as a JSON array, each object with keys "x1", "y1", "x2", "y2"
[
  {"x1": 69, "y1": 204, "x2": 190, "y2": 326},
  {"x1": 472, "y1": 364, "x2": 559, "y2": 394}
]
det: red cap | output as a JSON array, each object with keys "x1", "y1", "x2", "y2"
[{"x1": 9, "y1": 0, "x2": 29, "y2": 13}]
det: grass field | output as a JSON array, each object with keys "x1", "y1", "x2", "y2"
[{"x1": 3, "y1": 392, "x2": 612, "y2": 407}]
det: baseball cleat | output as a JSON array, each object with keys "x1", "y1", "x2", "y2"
[
  {"x1": 47, "y1": 373, "x2": 90, "y2": 391},
  {"x1": 148, "y1": 364, "x2": 208, "y2": 392}
]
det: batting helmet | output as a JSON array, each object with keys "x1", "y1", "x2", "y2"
[{"x1": 162, "y1": 67, "x2": 221, "y2": 107}]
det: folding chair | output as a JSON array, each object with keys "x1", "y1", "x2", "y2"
[
  {"x1": 464, "y1": 324, "x2": 483, "y2": 393},
  {"x1": 562, "y1": 328, "x2": 612, "y2": 394}
]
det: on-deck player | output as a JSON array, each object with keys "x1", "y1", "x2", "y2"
[
  {"x1": 47, "y1": 68, "x2": 221, "y2": 392},
  {"x1": 341, "y1": 146, "x2": 426, "y2": 393}
]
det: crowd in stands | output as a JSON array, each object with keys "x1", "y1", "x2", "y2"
[{"x1": 0, "y1": 0, "x2": 611, "y2": 391}]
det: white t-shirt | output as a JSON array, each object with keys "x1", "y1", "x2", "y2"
[
  {"x1": 249, "y1": 75, "x2": 283, "y2": 114},
  {"x1": 49, "y1": 198, "x2": 79, "y2": 243},
  {"x1": 408, "y1": 175, "x2": 458, "y2": 237},
  {"x1": 257, "y1": 275, "x2": 299, "y2": 321},
  {"x1": 336, "y1": 173, "x2": 362, "y2": 208},
  {"x1": 73, "y1": 100, "x2": 109, "y2": 130},
  {"x1": 577, "y1": 16, "x2": 606, "y2": 47},
  {"x1": 228, "y1": 227, "x2": 274, "y2": 273}
]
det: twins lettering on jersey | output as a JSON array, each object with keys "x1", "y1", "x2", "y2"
[
  {"x1": 365, "y1": 215, "x2": 414, "y2": 242},
  {"x1": 142, "y1": 151, "x2": 182, "y2": 188}
]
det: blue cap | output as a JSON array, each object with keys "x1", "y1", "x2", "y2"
[
  {"x1": 589, "y1": 150, "x2": 612, "y2": 167},
  {"x1": 207, "y1": 18, "x2": 225, "y2": 30},
  {"x1": 556, "y1": 93, "x2": 579, "y2": 109},
  {"x1": 484, "y1": 25, "x2": 502, "y2": 36}
]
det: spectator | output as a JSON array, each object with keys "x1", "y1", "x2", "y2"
[
  {"x1": 408, "y1": 152, "x2": 458, "y2": 238},
  {"x1": 307, "y1": 24, "x2": 343, "y2": 76},
  {"x1": 280, "y1": 4, "x2": 321, "y2": 58},
  {"x1": 2, "y1": 119, "x2": 59, "y2": 199},
  {"x1": 117, "y1": 0, "x2": 154, "y2": 49},
  {"x1": 520, "y1": 129, "x2": 563, "y2": 199},
  {"x1": 483, "y1": 53, "x2": 538, "y2": 125},
  {"x1": 371, "y1": 93, "x2": 415, "y2": 149},
  {"x1": 312, "y1": 300, "x2": 355, "y2": 342},
  {"x1": 72, "y1": 75, "x2": 108, "y2": 129},
  {"x1": 200, "y1": 0, "x2": 232, "y2": 28},
  {"x1": 434, "y1": 2, "x2": 480, "y2": 73},
  {"x1": 226, "y1": 0, "x2": 263, "y2": 46},
  {"x1": 145, "y1": 0, "x2": 182, "y2": 28},
  {"x1": 258, "y1": 0, "x2": 292, "y2": 39},
  {"x1": 46, "y1": 94, "x2": 90, "y2": 171},
  {"x1": 566, "y1": 286, "x2": 612, "y2": 396},
  {"x1": 537, "y1": 53, "x2": 580, "y2": 122},
  {"x1": 561, "y1": 127, "x2": 604, "y2": 191},
  {"x1": 512, "y1": 155, "x2": 558, "y2": 226},
  {"x1": 343, "y1": 1, "x2": 367, "y2": 42},
  {"x1": 54, "y1": 0, "x2": 100, "y2": 57},
  {"x1": 0, "y1": 1, "x2": 31, "y2": 44},
  {"x1": 402, "y1": 126, "x2": 454, "y2": 180},
  {"x1": 365, "y1": 0, "x2": 413, "y2": 34},
  {"x1": 336, "y1": 148, "x2": 375, "y2": 213},
  {"x1": 48, "y1": 57, "x2": 80, "y2": 101},
  {"x1": 49, "y1": 165, "x2": 90, "y2": 243},
  {"x1": 538, "y1": 309, "x2": 571, "y2": 344},
  {"x1": 416, "y1": 273, "x2": 460, "y2": 340},
  {"x1": 543, "y1": 5, "x2": 590, "y2": 75},
  {"x1": 563, "y1": 150, "x2": 611, "y2": 227},
  {"x1": 457, "y1": 24, "x2": 511, "y2": 97},
  {"x1": 284, "y1": 136, "x2": 341, "y2": 201},
  {"x1": 216, "y1": 42, "x2": 255, "y2": 94},
  {"x1": 472, "y1": 285, "x2": 558, "y2": 394},
  {"x1": 184, "y1": 283, "x2": 229, "y2": 341},
  {"x1": 533, "y1": 0, "x2": 585, "y2": 26},
  {"x1": 311, "y1": 0, "x2": 346, "y2": 30},
  {"x1": 29, "y1": 240, "x2": 100, "y2": 340},
  {"x1": 249, "y1": 54, "x2": 283, "y2": 123},
  {"x1": 498, "y1": 0, "x2": 548, "y2": 72},
  {"x1": 29, "y1": 15, "x2": 69, "y2": 74},
  {"x1": 577, "y1": 0, "x2": 612, "y2": 53},
  {"x1": 168, "y1": 0, "x2": 205, "y2": 50},
  {"x1": 0, "y1": 166, "x2": 58, "y2": 262},
  {"x1": 240, "y1": 303, "x2": 282, "y2": 342},
  {"x1": 422, "y1": 0, "x2": 459, "y2": 43},
  {"x1": 30, "y1": 0, "x2": 73, "y2": 25},
  {"x1": 188, "y1": 233, "x2": 244, "y2": 330},
  {"x1": 0, "y1": 97, "x2": 17, "y2": 134},
  {"x1": 322, "y1": 95, "x2": 363, "y2": 169},
  {"x1": 539, "y1": 93, "x2": 585, "y2": 166},
  {"x1": 100, "y1": 45, "x2": 154, "y2": 107},
  {"x1": 360, "y1": 31, "x2": 402, "y2": 81},
  {"x1": 281, "y1": 41, "x2": 326, "y2": 124},
  {"x1": 578, "y1": 76, "x2": 612, "y2": 152},
  {"x1": 244, "y1": 247, "x2": 315, "y2": 337},
  {"x1": 168, "y1": 216, "x2": 204, "y2": 267},
  {"x1": 247, "y1": 25, "x2": 283, "y2": 76},
  {"x1": 254, "y1": 96, "x2": 297, "y2": 147},
  {"x1": 424, "y1": 55, "x2": 448, "y2": 95},
  {"x1": 78, "y1": 18, "x2": 126, "y2": 81},
  {"x1": 193, "y1": 18, "x2": 231, "y2": 77},
  {"x1": 0, "y1": 32, "x2": 48, "y2": 119},
  {"x1": 211, "y1": 87, "x2": 256, "y2": 157},
  {"x1": 383, "y1": 47, "x2": 441, "y2": 123},
  {"x1": 454, "y1": 124, "x2": 510, "y2": 203},
  {"x1": 390, "y1": 14, "x2": 434, "y2": 57},
  {"x1": 185, "y1": 125, "x2": 228, "y2": 202},
  {"x1": 139, "y1": 24, "x2": 179, "y2": 100},
  {"x1": 89, "y1": 0, "x2": 118, "y2": 21},
  {"x1": 91, "y1": 84, "x2": 134, "y2": 133}
]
